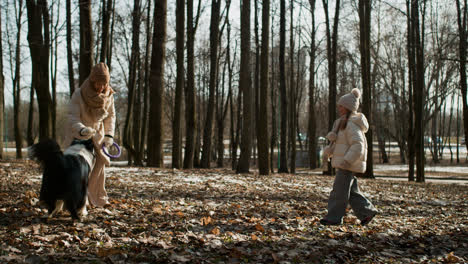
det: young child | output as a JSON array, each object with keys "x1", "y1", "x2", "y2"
[{"x1": 320, "y1": 88, "x2": 378, "y2": 226}]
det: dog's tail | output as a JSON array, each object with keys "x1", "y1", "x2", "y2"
[{"x1": 29, "y1": 139, "x2": 63, "y2": 167}]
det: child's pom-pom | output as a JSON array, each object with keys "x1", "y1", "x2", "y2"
[{"x1": 351, "y1": 88, "x2": 361, "y2": 99}]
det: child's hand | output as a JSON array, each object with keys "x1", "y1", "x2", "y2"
[{"x1": 338, "y1": 160, "x2": 351, "y2": 169}]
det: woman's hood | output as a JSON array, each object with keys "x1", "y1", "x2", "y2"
[{"x1": 349, "y1": 112, "x2": 369, "y2": 133}]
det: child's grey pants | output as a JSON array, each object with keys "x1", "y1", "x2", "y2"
[{"x1": 324, "y1": 169, "x2": 377, "y2": 223}]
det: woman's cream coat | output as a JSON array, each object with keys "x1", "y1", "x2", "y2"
[
  {"x1": 328, "y1": 112, "x2": 369, "y2": 173},
  {"x1": 67, "y1": 87, "x2": 116, "y2": 206}
]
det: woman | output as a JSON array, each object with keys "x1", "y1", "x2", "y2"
[
  {"x1": 320, "y1": 88, "x2": 378, "y2": 226},
  {"x1": 68, "y1": 62, "x2": 116, "y2": 207}
]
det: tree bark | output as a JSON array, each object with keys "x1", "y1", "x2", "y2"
[
  {"x1": 147, "y1": 0, "x2": 167, "y2": 167},
  {"x1": 66, "y1": 0, "x2": 75, "y2": 96},
  {"x1": 123, "y1": 0, "x2": 142, "y2": 165},
  {"x1": 79, "y1": 0, "x2": 93, "y2": 86},
  {"x1": 412, "y1": 0, "x2": 426, "y2": 182},
  {"x1": 406, "y1": 0, "x2": 415, "y2": 181},
  {"x1": 278, "y1": 0, "x2": 289, "y2": 173},
  {"x1": 0, "y1": 7, "x2": 4, "y2": 159},
  {"x1": 184, "y1": 0, "x2": 201, "y2": 169},
  {"x1": 237, "y1": 0, "x2": 252, "y2": 173},
  {"x1": 172, "y1": 0, "x2": 185, "y2": 169},
  {"x1": 13, "y1": 0, "x2": 25, "y2": 158},
  {"x1": 201, "y1": 0, "x2": 221, "y2": 168},
  {"x1": 257, "y1": 0, "x2": 270, "y2": 175},
  {"x1": 308, "y1": 0, "x2": 317, "y2": 169},
  {"x1": 359, "y1": 0, "x2": 374, "y2": 178},
  {"x1": 456, "y1": 0, "x2": 468, "y2": 153},
  {"x1": 26, "y1": 0, "x2": 53, "y2": 141},
  {"x1": 100, "y1": 0, "x2": 113, "y2": 64},
  {"x1": 322, "y1": 0, "x2": 341, "y2": 175},
  {"x1": 289, "y1": 0, "x2": 296, "y2": 174}
]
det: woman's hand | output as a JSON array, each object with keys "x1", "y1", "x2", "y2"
[
  {"x1": 80, "y1": 127, "x2": 96, "y2": 139},
  {"x1": 103, "y1": 135, "x2": 114, "y2": 148}
]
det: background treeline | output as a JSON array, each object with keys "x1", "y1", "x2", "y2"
[{"x1": 0, "y1": 0, "x2": 467, "y2": 182}]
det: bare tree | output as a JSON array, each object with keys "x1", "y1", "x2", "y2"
[
  {"x1": 123, "y1": 0, "x2": 143, "y2": 165},
  {"x1": 66, "y1": 0, "x2": 75, "y2": 96},
  {"x1": 147, "y1": 0, "x2": 167, "y2": 167},
  {"x1": 100, "y1": 0, "x2": 113, "y2": 64},
  {"x1": 6, "y1": 0, "x2": 25, "y2": 157},
  {"x1": 184, "y1": 0, "x2": 202, "y2": 169},
  {"x1": 456, "y1": 0, "x2": 468, "y2": 151},
  {"x1": 172, "y1": 0, "x2": 185, "y2": 169},
  {"x1": 322, "y1": 0, "x2": 341, "y2": 175},
  {"x1": 200, "y1": 0, "x2": 221, "y2": 168},
  {"x1": 0, "y1": 5, "x2": 4, "y2": 159},
  {"x1": 237, "y1": 0, "x2": 252, "y2": 173},
  {"x1": 26, "y1": 0, "x2": 53, "y2": 141},
  {"x1": 288, "y1": 0, "x2": 296, "y2": 173},
  {"x1": 50, "y1": 0, "x2": 60, "y2": 140},
  {"x1": 358, "y1": 0, "x2": 374, "y2": 178},
  {"x1": 308, "y1": 0, "x2": 317, "y2": 169},
  {"x1": 258, "y1": 0, "x2": 270, "y2": 175},
  {"x1": 409, "y1": 0, "x2": 426, "y2": 182},
  {"x1": 79, "y1": 0, "x2": 93, "y2": 86},
  {"x1": 278, "y1": 0, "x2": 288, "y2": 173}
]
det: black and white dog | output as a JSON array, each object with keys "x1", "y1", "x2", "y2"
[{"x1": 29, "y1": 139, "x2": 95, "y2": 220}]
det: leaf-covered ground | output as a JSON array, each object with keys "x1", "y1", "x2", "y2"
[{"x1": 1, "y1": 160, "x2": 467, "y2": 263}]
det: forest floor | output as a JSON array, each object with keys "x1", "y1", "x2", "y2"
[{"x1": 0, "y1": 160, "x2": 467, "y2": 263}]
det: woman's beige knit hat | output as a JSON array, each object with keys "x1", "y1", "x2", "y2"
[
  {"x1": 338, "y1": 88, "x2": 361, "y2": 112},
  {"x1": 89, "y1": 62, "x2": 110, "y2": 84}
]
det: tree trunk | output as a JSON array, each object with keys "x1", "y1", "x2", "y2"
[
  {"x1": 107, "y1": 0, "x2": 116, "y2": 69},
  {"x1": 172, "y1": 0, "x2": 185, "y2": 169},
  {"x1": 26, "y1": 0, "x2": 53, "y2": 141},
  {"x1": 123, "y1": 0, "x2": 141, "y2": 165},
  {"x1": 289, "y1": 0, "x2": 296, "y2": 174},
  {"x1": 66, "y1": 0, "x2": 75, "y2": 96},
  {"x1": 100, "y1": 0, "x2": 113, "y2": 64},
  {"x1": 0, "y1": 7, "x2": 4, "y2": 159},
  {"x1": 412, "y1": 0, "x2": 426, "y2": 182},
  {"x1": 278, "y1": 0, "x2": 288, "y2": 173},
  {"x1": 200, "y1": 0, "x2": 221, "y2": 168},
  {"x1": 13, "y1": 0, "x2": 25, "y2": 158},
  {"x1": 50, "y1": 1, "x2": 60, "y2": 140},
  {"x1": 322, "y1": 0, "x2": 341, "y2": 175},
  {"x1": 237, "y1": 0, "x2": 252, "y2": 173},
  {"x1": 406, "y1": 0, "x2": 415, "y2": 181},
  {"x1": 27, "y1": 83, "x2": 34, "y2": 146},
  {"x1": 140, "y1": 0, "x2": 152, "y2": 164},
  {"x1": 359, "y1": 0, "x2": 374, "y2": 178},
  {"x1": 79, "y1": 0, "x2": 93, "y2": 86},
  {"x1": 270, "y1": 14, "x2": 277, "y2": 173},
  {"x1": 184, "y1": 0, "x2": 200, "y2": 169},
  {"x1": 308, "y1": 0, "x2": 317, "y2": 169},
  {"x1": 252, "y1": 0, "x2": 260, "y2": 168},
  {"x1": 456, "y1": 0, "x2": 468, "y2": 153},
  {"x1": 257, "y1": 0, "x2": 270, "y2": 175},
  {"x1": 147, "y1": 0, "x2": 167, "y2": 167}
]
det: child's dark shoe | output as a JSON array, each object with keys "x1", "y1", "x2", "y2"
[{"x1": 320, "y1": 219, "x2": 341, "y2": 226}]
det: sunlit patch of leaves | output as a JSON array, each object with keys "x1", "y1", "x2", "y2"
[{"x1": 0, "y1": 161, "x2": 467, "y2": 263}]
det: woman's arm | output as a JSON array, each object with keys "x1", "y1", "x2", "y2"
[
  {"x1": 103, "y1": 95, "x2": 116, "y2": 137},
  {"x1": 69, "y1": 90, "x2": 89, "y2": 139}
]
